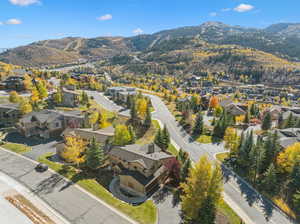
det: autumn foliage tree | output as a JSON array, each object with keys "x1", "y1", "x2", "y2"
[
  {"x1": 209, "y1": 96, "x2": 219, "y2": 109},
  {"x1": 181, "y1": 156, "x2": 223, "y2": 223},
  {"x1": 61, "y1": 136, "x2": 87, "y2": 166},
  {"x1": 277, "y1": 142, "x2": 300, "y2": 174},
  {"x1": 113, "y1": 125, "x2": 132, "y2": 146}
]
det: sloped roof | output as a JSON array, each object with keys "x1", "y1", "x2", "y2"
[{"x1": 109, "y1": 143, "x2": 173, "y2": 169}]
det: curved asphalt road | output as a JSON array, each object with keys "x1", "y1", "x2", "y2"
[{"x1": 88, "y1": 90, "x2": 296, "y2": 224}]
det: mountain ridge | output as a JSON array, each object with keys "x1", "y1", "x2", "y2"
[{"x1": 2, "y1": 21, "x2": 300, "y2": 67}]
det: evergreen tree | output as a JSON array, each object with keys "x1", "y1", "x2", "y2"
[
  {"x1": 192, "y1": 113, "x2": 204, "y2": 137},
  {"x1": 180, "y1": 158, "x2": 191, "y2": 183},
  {"x1": 128, "y1": 125, "x2": 136, "y2": 144},
  {"x1": 285, "y1": 112, "x2": 295, "y2": 128},
  {"x1": 161, "y1": 125, "x2": 170, "y2": 151},
  {"x1": 86, "y1": 137, "x2": 106, "y2": 170},
  {"x1": 249, "y1": 139, "x2": 265, "y2": 184},
  {"x1": 290, "y1": 161, "x2": 300, "y2": 193},
  {"x1": 154, "y1": 128, "x2": 163, "y2": 148},
  {"x1": 130, "y1": 100, "x2": 139, "y2": 125},
  {"x1": 143, "y1": 105, "x2": 152, "y2": 129},
  {"x1": 261, "y1": 112, "x2": 272, "y2": 130},
  {"x1": 296, "y1": 118, "x2": 300, "y2": 128},
  {"x1": 293, "y1": 191, "x2": 300, "y2": 212},
  {"x1": 277, "y1": 113, "x2": 284, "y2": 129},
  {"x1": 261, "y1": 163, "x2": 277, "y2": 194},
  {"x1": 244, "y1": 111, "x2": 250, "y2": 124}
]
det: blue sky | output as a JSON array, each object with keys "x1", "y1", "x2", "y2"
[{"x1": 0, "y1": 0, "x2": 300, "y2": 48}]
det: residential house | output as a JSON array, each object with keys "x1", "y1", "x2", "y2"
[
  {"x1": 106, "y1": 87, "x2": 137, "y2": 103},
  {"x1": 56, "y1": 126, "x2": 115, "y2": 155},
  {"x1": 0, "y1": 76, "x2": 25, "y2": 91},
  {"x1": 276, "y1": 128, "x2": 300, "y2": 149},
  {"x1": 108, "y1": 143, "x2": 174, "y2": 196},
  {"x1": 219, "y1": 99, "x2": 247, "y2": 116},
  {"x1": 61, "y1": 88, "x2": 80, "y2": 107},
  {"x1": 17, "y1": 110, "x2": 86, "y2": 138},
  {"x1": 0, "y1": 103, "x2": 21, "y2": 127}
]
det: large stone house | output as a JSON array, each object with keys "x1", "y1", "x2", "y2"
[
  {"x1": 0, "y1": 103, "x2": 21, "y2": 127},
  {"x1": 17, "y1": 110, "x2": 86, "y2": 138},
  {"x1": 108, "y1": 143, "x2": 174, "y2": 196}
]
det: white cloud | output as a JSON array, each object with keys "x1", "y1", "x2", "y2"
[
  {"x1": 6, "y1": 18, "x2": 22, "y2": 25},
  {"x1": 209, "y1": 12, "x2": 217, "y2": 17},
  {"x1": 234, "y1": 4, "x2": 254, "y2": 12},
  {"x1": 0, "y1": 22, "x2": 3, "y2": 26},
  {"x1": 221, "y1": 8, "x2": 231, "y2": 12},
  {"x1": 97, "y1": 14, "x2": 112, "y2": 21},
  {"x1": 9, "y1": 0, "x2": 40, "y2": 6},
  {"x1": 133, "y1": 28, "x2": 143, "y2": 35}
]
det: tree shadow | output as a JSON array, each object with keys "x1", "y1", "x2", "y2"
[
  {"x1": 34, "y1": 173, "x2": 66, "y2": 195},
  {"x1": 5, "y1": 132, "x2": 61, "y2": 147},
  {"x1": 260, "y1": 196, "x2": 274, "y2": 221},
  {"x1": 236, "y1": 177, "x2": 260, "y2": 207},
  {"x1": 152, "y1": 187, "x2": 171, "y2": 204}
]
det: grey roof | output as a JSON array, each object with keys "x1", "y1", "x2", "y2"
[
  {"x1": 20, "y1": 109, "x2": 83, "y2": 124},
  {"x1": 278, "y1": 137, "x2": 299, "y2": 149},
  {"x1": 109, "y1": 143, "x2": 173, "y2": 169},
  {"x1": 219, "y1": 99, "x2": 233, "y2": 107}
]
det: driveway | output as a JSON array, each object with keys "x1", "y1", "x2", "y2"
[
  {"x1": 0, "y1": 148, "x2": 135, "y2": 224},
  {"x1": 5, "y1": 132, "x2": 60, "y2": 160},
  {"x1": 152, "y1": 187, "x2": 181, "y2": 224}
]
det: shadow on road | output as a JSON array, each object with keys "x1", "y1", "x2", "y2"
[
  {"x1": 34, "y1": 173, "x2": 65, "y2": 195},
  {"x1": 5, "y1": 132, "x2": 61, "y2": 147}
]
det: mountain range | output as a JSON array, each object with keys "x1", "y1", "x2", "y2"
[{"x1": 2, "y1": 22, "x2": 300, "y2": 84}]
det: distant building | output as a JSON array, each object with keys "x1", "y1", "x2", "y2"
[
  {"x1": 61, "y1": 88, "x2": 80, "y2": 107},
  {"x1": 17, "y1": 110, "x2": 86, "y2": 139},
  {"x1": 0, "y1": 103, "x2": 21, "y2": 128},
  {"x1": 0, "y1": 76, "x2": 25, "y2": 91}
]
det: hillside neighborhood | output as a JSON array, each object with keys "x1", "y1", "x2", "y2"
[
  {"x1": 2, "y1": 1, "x2": 300, "y2": 223},
  {"x1": 0, "y1": 63, "x2": 299, "y2": 224}
]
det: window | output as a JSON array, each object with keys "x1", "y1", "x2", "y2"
[{"x1": 56, "y1": 122, "x2": 60, "y2": 127}]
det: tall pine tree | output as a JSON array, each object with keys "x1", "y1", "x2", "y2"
[
  {"x1": 86, "y1": 137, "x2": 106, "y2": 170},
  {"x1": 192, "y1": 113, "x2": 204, "y2": 137}
]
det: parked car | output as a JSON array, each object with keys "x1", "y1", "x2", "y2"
[{"x1": 35, "y1": 163, "x2": 48, "y2": 172}]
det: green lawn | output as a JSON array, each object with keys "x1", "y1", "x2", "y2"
[
  {"x1": 38, "y1": 153, "x2": 157, "y2": 224},
  {"x1": 218, "y1": 199, "x2": 243, "y2": 224},
  {"x1": 2, "y1": 143, "x2": 31, "y2": 154},
  {"x1": 196, "y1": 135, "x2": 212, "y2": 144}
]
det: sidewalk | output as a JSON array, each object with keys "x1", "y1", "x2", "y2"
[{"x1": 0, "y1": 170, "x2": 69, "y2": 224}]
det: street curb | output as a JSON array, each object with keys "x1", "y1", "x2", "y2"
[
  {"x1": 0, "y1": 147, "x2": 138, "y2": 224},
  {"x1": 214, "y1": 152, "x2": 298, "y2": 224}
]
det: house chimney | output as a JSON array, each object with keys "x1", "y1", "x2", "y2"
[{"x1": 148, "y1": 143, "x2": 155, "y2": 154}]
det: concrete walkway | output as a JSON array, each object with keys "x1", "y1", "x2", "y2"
[{"x1": 0, "y1": 171, "x2": 68, "y2": 224}]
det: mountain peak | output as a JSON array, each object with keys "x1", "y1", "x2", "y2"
[{"x1": 200, "y1": 21, "x2": 228, "y2": 28}]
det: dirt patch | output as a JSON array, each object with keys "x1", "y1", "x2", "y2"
[{"x1": 6, "y1": 194, "x2": 56, "y2": 224}]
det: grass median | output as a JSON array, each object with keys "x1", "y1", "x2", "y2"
[
  {"x1": 2, "y1": 142, "x2": 31, "y2": 154},
  {"x1": 38, "y1": 153, "x2": 157, "y2": 224}
]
